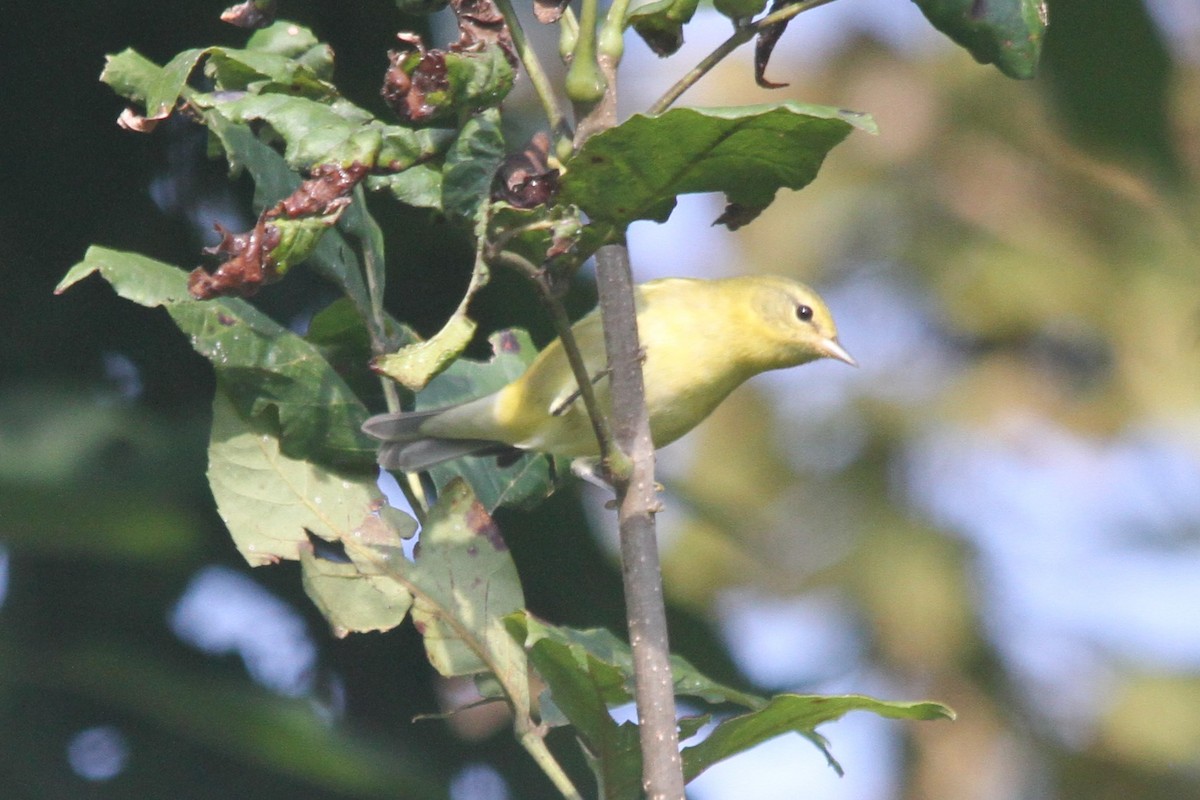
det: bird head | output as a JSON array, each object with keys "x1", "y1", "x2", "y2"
[{"x1": 742, "y1": 276, "x2": 856, "y2": 370}]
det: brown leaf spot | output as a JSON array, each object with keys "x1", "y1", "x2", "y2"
[{"x1": 465, "y1": 499, "x2": 507, "y2": 551}]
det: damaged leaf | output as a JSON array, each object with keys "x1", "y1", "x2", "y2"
[
  {"x1": 381, "y1": 34, "x2": 514, "y2": 125},
  {"x1": 206, "y1": 391, "x2": 414, "y2": 566},
  {"x1": 399, "y1": 479, "x2": 527, "y2": 681},
  {"x1": 189, "y1": 163, "x2": 368, "y2": 298},
  {"x1": 449, "y1": 0, "x2": 515, "y2": 60},
  {"x1": 487, "y1": 203, "x2": 600, "y2": 277},
  {"x1": 372, "y1": 314, "x2": 478, "y2": 392},
  {"x1": 492, "y1": 132, "x2": 559, "y2": 210}
]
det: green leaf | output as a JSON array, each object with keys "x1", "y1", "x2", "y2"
[
  {"x1": 505, "y1": 614, "x2": 643, "y2": 799},
  {"x1": 417, "y1": 331, "x2": 560, "y2": 512},
  {"x1": 560, "y1": 102, "x2": 876, "y2": 230},
  {"x1": 444, "y1": 46, "x2": 516, "y2": 115},
  {"x1": 300, "y1": 546, "x2": 415, "y2": 638},
  {"x1": 269, "y1": 211, "x2": 346, "y2": 276},
  {"x1": 505, "y1": 614, "x2": 951, "y2": 788},
  {"x1": 912, "y1": 0, "x2": 1047, "y2": 79},
  {"x1": 101, "y1": 24, "x2": 338, "y2": 120},
  {"x1": 681, "y1": 693, "x2": 956, "y2": 780},
  {"x1": 373, "y1": 315, "x2": 478, "y2": 392},
  {"x1": 394, "y1": 479, "x2": 528, "y2": 690},
  {"x1": 443, "y1": 109, "x2": 507, "y2": 221},
  {"x1": 487, "y1": 203, "x2": 606, "y2": 272},
  {"x1": 196, "y1": 91, "x2": 449, "y2": 171},
  {"x1": 57, "y1": 247, "x2": 377, "y2": 467},
  {"x1": 628, "y1": 0, "x2": 702, "y2": 56},
  {"x1": 195, "y1": 93, "x2": 380, "y2": 167},
  {"x1": 207, "y1": 391, "x2": 416, "y2": 571},
  {"x1": 101, "y1": 47, "x2": 205, "y2": 120},
  {"x1": 509, "y1": 613, "x2": 765, "y2": 711},
  {"x1": 367, "y1": 164, "x2": 444, "y2": 210},
  {"x1": 245, "y1": 20, "x2": 327, "y2": 61},
  {"x1": 243, "y1": 20, "x2": 335, "y2": 81}
]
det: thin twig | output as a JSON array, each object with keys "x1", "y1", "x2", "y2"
[
  {"x1": 494, "y1": 0, "x2": 574, "y2": 144},
  {"x1": 353, "y1": 185, "x2": 429, "y2": 522},
  {"x1": 648, "y1": 0, "x2": 840, "y2": 115},
  {"x1": 486, "y1": 249, "x2": 615, "y2": 462}
]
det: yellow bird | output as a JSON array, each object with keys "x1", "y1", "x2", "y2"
[{"x1": 363, "y1": 276, "x2": 855, "y2": 471}]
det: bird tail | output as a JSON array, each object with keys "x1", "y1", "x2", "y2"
[{"x1": 361, "y1": 408, "x2": 513, "y2": 472}]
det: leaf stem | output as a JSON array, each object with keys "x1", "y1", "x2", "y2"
[
  {"x1": 494, "y1": 0, "x2": 574, "y2": 147},
  {"x1": 352, "y1": 185, "x2": 429, "y2": 521},
  {"x1": 648, "y1": 0, "x2": 840, "y2": 115},
  {"x1": 519, "y1": 729, "x2": 586, "y2": 800}
]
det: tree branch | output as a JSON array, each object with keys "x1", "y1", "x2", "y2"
[{"x1": 595, "y1": 242, "x2": 684, "y2": 800}]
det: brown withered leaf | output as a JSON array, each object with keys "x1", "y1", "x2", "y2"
[
  {"x1": 189, "y1": 220, "x2": 282, "y2": 299},
  {"x1": 492, "y1": 132, "x2": 559, "y2": 209},
  {"x1": 117, "y1": 107, "x2": 161, "y2": 133},
  {"x1": 382, "y1": 36, "x2": 451, "y2": 125},
  {"x1": 278, "y1": 162, "x2": 369, "y2": 217},
  {"x1": 755, "y1": 0, "x2": 793, "y2": 89},
  {"x1": 189, "y1": 163, "x2": 369, "y2": 299},
  {"x1": 533, "y1": 0, "x2": 570, "y2": 24},
  {"x1": 450, "y1": 0, "x2": 515, "y2": 64},
  {"x1": 712, "y1": 202, "x2": 761, "y2": 231},
  {"x1": 220, "y1": 0, "x2": 278, "y2": 29}
]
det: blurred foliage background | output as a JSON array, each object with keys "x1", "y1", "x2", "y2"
[{"x1": 3, "y1": 0, "x2": 1199, "y2": 798}]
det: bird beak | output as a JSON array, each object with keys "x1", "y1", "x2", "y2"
[{"x1": 820, "y1": 337, "x2": 857, "y2": 367}]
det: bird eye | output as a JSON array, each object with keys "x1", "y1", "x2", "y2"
[{"x1": 796, "y1": 304, "x2": 814, "y2": 322}]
